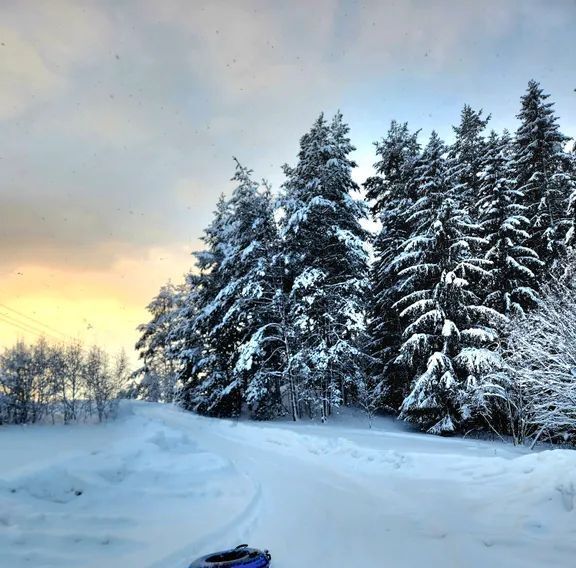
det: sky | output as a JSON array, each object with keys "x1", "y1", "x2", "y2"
[{"x1": 0, "y1": 0, "x2": 575, "y2": 362}]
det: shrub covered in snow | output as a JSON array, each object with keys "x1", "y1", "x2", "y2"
[{"x1": 498, "y1": 264, "x2": 576, "y2": 444}]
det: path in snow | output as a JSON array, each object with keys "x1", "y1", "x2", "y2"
[{"x1": 0, "y1": 401, "x2": 575, "y2": 567}]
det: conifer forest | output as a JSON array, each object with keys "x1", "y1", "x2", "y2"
[{"x1": 137, "y1": 81, "x2": 576, "y2": 443}]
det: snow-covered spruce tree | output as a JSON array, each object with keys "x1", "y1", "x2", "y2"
[
  {"x1": 364, "y1": 121, "x2": 420, "y2": 410},
  {"x1": 170, "y1": 271, "x2": 204, "y2": 409},
  {"x1": 178, "y1": 195, "x2": 242, "y2": 417},
  {"x1": 566, "y1": 144, "x2": 576, "y2": 247},
  {"x1": 513, "y1": 80, "x2": 572, "y2": 271},
  {"x1": 220, "y1": 162, "x2": 285, "y2": 420},
  {"x1": 477, "y1": 131, "x2": 542, "y2": 315},
  {"x1": 178, "y1": 164, "x2": 284, "y2": 418},
  {"x1": 394, "y1": 132, "x2": 505, "y2": 434},
  {"x1": 279, "y1": 112, "x2": 369, "y2": 420},
  {"x1": 448, "y1": 105, "x2": 490, "y2": 209},
  {"x1": 135, "y1": 282, "x2": 183, "y2": 402}
]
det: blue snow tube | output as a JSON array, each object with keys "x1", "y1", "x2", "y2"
[{"x1": 189, "y1": 544, "x2": 271, "y2": 568}]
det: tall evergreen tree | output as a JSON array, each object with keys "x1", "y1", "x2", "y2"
[
  {"x1": 279, "y1": 112, "x2": 369, "y2": 420},
  {"x1": 364, "y1": 121, "x2": 420, "y2": 410},
  {"x1": 224, "y1": 163, "x2": 285, "y2": 419},
  {"x1": 178, "y1": 163, "x2": 284, "y2": 418},
  {"x1": 394, "y1": 132, "x2": 504, "y2": 434},
  {"x1": 565, "y1": 143, "x2": 576, "y2": 247},
  {"x1": 448, "y1": 105, "x2": 490, "y2": 209},
  {"x1": 478, "y1": 131, "x2": 542, "y2": 315},
  {"x1": 171, "y1": 271, "x2": 203, "y2": 406},
  {"x1": 513, "y1": 80, "x2": 572, "y2": 270},
  {"x1": 179, "y1": 195, "x2": 241, "y2": 416},
  {"x1": 135, "y1": 282, "x2": 183, "y2": 402}
]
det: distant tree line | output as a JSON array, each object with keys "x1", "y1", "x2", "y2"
[
  {"x1": 0, "y1": 338, "x2": 130, "y2": 425},
  {"x1": 136, "y1": 81, "x2": 576, "y2": 444}
]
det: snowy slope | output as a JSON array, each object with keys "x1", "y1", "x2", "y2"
[{"x1": 0, "y1": 402, "x2": 574, "y2": 568}]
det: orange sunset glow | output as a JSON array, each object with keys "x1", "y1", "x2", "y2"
[{"x1": 0, "y1": 245, "x2": 196, "y2": 361}]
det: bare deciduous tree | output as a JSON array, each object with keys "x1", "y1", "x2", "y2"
[
  {"x1": 0, "y1": 339, "x2": 131, "y2": 426},
  {"x1": 500, "y1": 266, "x2": 576, "y2": 445}
]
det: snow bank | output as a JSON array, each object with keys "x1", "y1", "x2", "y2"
[{"x1": 0, "y1": 403, "x2": 258, "y2": 567}]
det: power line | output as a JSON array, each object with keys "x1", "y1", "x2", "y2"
[
  {"x1": 0, "y1": 303, "x2": 71, "y2": 341},
  {"x1": 0, "y1": 312, "x2": 62, "y2": 342},
  {"x1": 0, "y1": 303, "x2": 69, "y2": 339},
  {"x1": 0, "y1": 314, "x2": 57, "y2": 342}
]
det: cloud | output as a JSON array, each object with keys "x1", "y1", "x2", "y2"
[
  {"x1": 0, "y1": 184, "x2": 205, "y2": 271},
  {"x1": 42, "y1": 99, "x2": 156, "y2": 147},
  {"x1": 140, "y1": 0, "x2": 562, "y2": 103},
  {"x1": 0, "y1": 0, "x2": 112, "y2": 120},
  {"x1": 141, "y1": 0, "x2": 340, "y2": 102},
  {"x1": 0, "y1": 0, "x2": 574, "y2": 307},
  {"x1": 0, "y1": 27, "x2": 65, "y2": 119}
]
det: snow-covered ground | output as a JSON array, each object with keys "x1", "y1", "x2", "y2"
[{"x1": 0, "y1": 402, "x2": 574, "y2": 567}]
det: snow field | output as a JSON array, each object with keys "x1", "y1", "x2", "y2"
[
  {"x1": 0, "y1": 404, "x2": 258, "y2": 567},
  {"x1": 1, "y1": 401, "x2": 575, "y2": 567}
]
